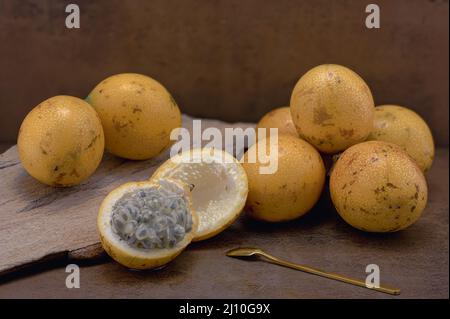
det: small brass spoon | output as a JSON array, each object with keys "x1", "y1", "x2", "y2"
[{"x1": 226, "y1": 247, "x2": 400, "y2": 295}]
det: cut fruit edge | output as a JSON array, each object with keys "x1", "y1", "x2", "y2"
[
  {"x1": 97, "y1": 179, "x2": 198, "y2": 269},
  {"x1": 151, "y1": 148, "x2": 249, "y2": 241}
]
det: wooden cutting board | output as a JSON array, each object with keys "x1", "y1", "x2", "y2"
[{"x1": 0, "y1": 116, "x2": 254, "y2": 276}]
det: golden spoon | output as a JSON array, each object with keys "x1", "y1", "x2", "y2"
[{"x1": 226, "y1": 247, "x2": 400, "y2": 296}]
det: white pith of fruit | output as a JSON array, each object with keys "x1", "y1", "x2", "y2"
[
  {"x1": 97, "y1": 179, "x2": 197, "y2": 268},
  {"x1": 151, "y1": 148, "x2": 248, "y2": 241}
]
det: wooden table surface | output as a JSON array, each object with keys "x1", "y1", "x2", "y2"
[{"x1": 0, "y1": 119, "x2": 448, "y2": 299}]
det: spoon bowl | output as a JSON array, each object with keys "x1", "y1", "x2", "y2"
[{"x1": 226, "y1": 247, "x2": 264, "y2": 258}]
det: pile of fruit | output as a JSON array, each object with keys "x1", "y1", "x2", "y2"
[
  {"x1": 250, "y1": 64, "x2": 432, "y2": 235},
  {"x1": 17, "y1": 65, "x2": 434, "y2": 270}
]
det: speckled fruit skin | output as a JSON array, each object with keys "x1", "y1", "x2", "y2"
[
  {"x1": 17, "y1": 95, "x2": 104, "y2": 187},
  {"x1": 330, "y1": 141, "x2": 428, "y2": 232},
  {"x1": 256, "y1": 106, "x2": 299, "y2": 140},
  {"x1": 290, "y1": 64, "x2": 375, "y2": 154},
  {"x1": 367, "y1": 105, "x2": 434, "y2": 173},
  {"x1": 242, "y1": 135, "x2": 325, "y2": 222},
  {"x1": 86, "y1": 73, "x2": 182, "y2": 160}
]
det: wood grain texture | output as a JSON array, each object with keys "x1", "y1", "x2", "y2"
[
  {"x1": 0, "y1": 148, "x2": 447, "y2": 298},
  {"x1": 0, "y1": 116, "x2": 254, "y2": 276},
  {"x1": 0, "y1": 117, "x2": 448, "y2": 298}
]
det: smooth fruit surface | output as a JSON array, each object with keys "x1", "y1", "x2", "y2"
[
  {"x1": 330, "y1": 141, "x2": 427, "y2": 232},
  {"x1": 256, "y1": 106, "x2": 298, "y2": 140},
  {"x1": 87, "y1": 73, "x2": 181, "y2": 160},
  {"x1": 17, "y1": 95, "x2": 104, "y2": 186},
  {"x1": 367, "y1": 105, "x2": 434, "y2": 172},
  {"x1": 97, "y1": 179, "x2": 197, "y2": 270},
  {"x1": 151, "y1": 148, "x2": 248, "y2": 241},
  {"x1": 290, "y1": 64, "x2": 375, "y2": 153},
  {"x1": 242, "y1": 135, "x2": 325, "y2": 222}
]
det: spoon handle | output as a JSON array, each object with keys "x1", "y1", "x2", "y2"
[{"x1": 260, "y1": 253, "x2": 400, "y2": 295}]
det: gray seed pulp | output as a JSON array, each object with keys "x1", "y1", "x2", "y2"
[{"x1": 111, "y1": 187, "x2": 192, "y2": 250}]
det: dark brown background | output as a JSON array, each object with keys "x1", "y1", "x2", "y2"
[{"x1": 0, "y1": 0, "x2": 448, "y2": 146}]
